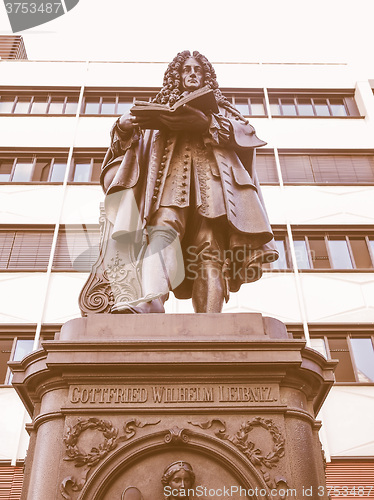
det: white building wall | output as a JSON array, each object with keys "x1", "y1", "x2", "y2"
[{"x1": 1, "y1": 58, "x2": 374, "y2": 463}]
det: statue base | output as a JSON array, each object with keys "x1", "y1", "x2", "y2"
[{"x1": 11, "y1": 313, "x2": 335, "y2": 500}]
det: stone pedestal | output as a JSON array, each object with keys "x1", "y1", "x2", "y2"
[{"x1": 11, "y1": 314, "x2": 336, "y2": 500}]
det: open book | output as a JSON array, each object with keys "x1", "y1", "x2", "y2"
[{"x1": 130, "y1": 86, "x2": 219, "y2": 120}]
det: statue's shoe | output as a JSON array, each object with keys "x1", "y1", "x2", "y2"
[{"x1": 111, "y1": 293, "x2": 165, "y2": 314}]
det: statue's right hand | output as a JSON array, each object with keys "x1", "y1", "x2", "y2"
[{"x1": 118, "y1": 114, "x2": 137, "y2": 132}]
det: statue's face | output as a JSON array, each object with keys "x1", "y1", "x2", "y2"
[
  {"x1": 168, "y1": 469, "x2": 192, "y2": 497},
  {"x1": 181, "y1": 57, "x2": 204, "y2": 92}
]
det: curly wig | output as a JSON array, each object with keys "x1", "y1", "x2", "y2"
[{"x1": 153, "y1": 50, "x2": 246, "y2": 122}]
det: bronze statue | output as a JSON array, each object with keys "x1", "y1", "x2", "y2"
[
  {"x1": 100, "y1": 50, "x2": 278, "y2": 314},
  {"x1": 162, "y1": 461, "x2": 195, "y2": 498}
]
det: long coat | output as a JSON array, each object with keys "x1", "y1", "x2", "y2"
[{"x1": 100, "y1": 106, "x2": 277, "y2": 296}]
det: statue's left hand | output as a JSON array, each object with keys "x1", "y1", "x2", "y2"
[{"x1": 158, "y1": 105, "x2": 209, "y2": 132}]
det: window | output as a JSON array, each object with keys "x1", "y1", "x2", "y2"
[
  {"x1": 82, "y1": 93, "x2": 143, "y2": 115},
  {"x1": 0, "y1": 333, "x2": 57, "y2": 385},
  {"x1": 0, "y1": 230, "x2": 54, "y2": 270},
  {"x1": 222, "y1": 92, "x2": 267, "y2": 116},
  {"x1": 292, "y1": 233, "x2": 374, "y2": 270},
  {"x1": 0, "y1": 151, "x2": 105, "y2": 183},
  {"x1": 70, "y1": 155, "x2": 103, "y2": 183},
  {"x1": 0, "y1": 226, "x2": 100, "y2": 272},
  {"x1": 255, "y1": 153, "x2": 279, "y2": 183},
  {"x1": 53, "y1": 227, "x2": 100, "y2": 271},
  {"x1": 0, "y1": 155, "x2": 69, "y2": 182},
  {"x1": 0, "y1": 338, "x2": 13, "y2": 383},
  {"x1": 0, "y1": 338, "x2": 35, "y2": 384},
  {"x1": 268, "y1": 92, "x2": 359, "y2": 117},
  {"x1": 0, "y1": 92, "x2": 79, "y2": 114},
  {"x1": 311, "y1": 334, "x2": 374, "y2": 383},
  {"x1": 49, "y1": 161, "x2": 68, "y2": 182},
  {"x1": 279, "y1": 154, "x2": 374, "y2": 184}
]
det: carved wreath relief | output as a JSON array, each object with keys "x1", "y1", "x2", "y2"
[
  {"x1": 60, "y1": 418, "x2": 160, "y2": 499},
  {"x1": 189, "y1": 417, "x2": 288, "y2": 493}
]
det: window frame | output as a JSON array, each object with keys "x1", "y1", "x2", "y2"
[
  {"x1": 0, "y1": 87, "x2": 80, "y2": 115},
  {"x1": 267, "y1": 89, "x2": 360, "y2": 118},
  {"x1": 288, "y1": 324, "x2": 374, "y2": 385},
  {"x1": 291, "y1": 229, "x2": 374, "y2": 271}
]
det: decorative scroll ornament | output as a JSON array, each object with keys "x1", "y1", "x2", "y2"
[
  {"x1": 79, "y1": 205, "x2": 143, "y2": 315},
  {"x1": 60, "y1": 418, "x2": 160, "y2": 499},
  {"x1": 189, "y1": 417, "x2": 285, "y2": 490},
  {"x1": 164, "y1": 427, "x2": 190, "y2": 445}
]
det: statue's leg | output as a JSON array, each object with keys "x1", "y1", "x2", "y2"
[
  {"x1": 112, "y1": 208, "x2": 186, "y2": 313},
  {"x1": 188, "y1": 216, "x2": 226, "y2": 313},
  {"x1": 191, "y1": 260, "x2": 225, "y2": 313}
]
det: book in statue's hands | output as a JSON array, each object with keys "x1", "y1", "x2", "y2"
[{"x1": 130, "y1": 86, "x2": 219, "y2": 119}]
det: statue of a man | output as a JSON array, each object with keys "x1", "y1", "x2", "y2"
[{"x1": 101, "y1": 50, "x2": 278, "y2": 314}]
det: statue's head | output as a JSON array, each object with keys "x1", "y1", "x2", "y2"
[
  {"x1": 162, "y1": 461, "x2": 195, "y2": 498},
  {"x1": 154, "y1": 50, "x2": 219, "y2": 107},
  {"x1": 153, "y1": 51, "x2": 247, "y2": 123}
]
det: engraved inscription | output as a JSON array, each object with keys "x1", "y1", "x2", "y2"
[
  {"x1": 218, "y1": 385, "x2": 276, "y2": 403},
  {"x1": 68, "y1": 384, "x2": 279, "y2": 407}
]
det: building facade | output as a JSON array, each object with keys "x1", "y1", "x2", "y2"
[{"x1": 0, "y1": 42, "x2": 374, "y2": 498}]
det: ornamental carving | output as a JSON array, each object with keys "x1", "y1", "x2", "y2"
[
  {"x1": 60, "y1": 417, "x2": 160, "y2": 499},
  {"x1": 164, "y1": 426, "x2": 190, "y2": 445},
  {"x1": 189, "y1": 417, "x2": 285, "y2": 490},
  {"x1": 79, "y1": 205, "x2": 143, "y2": 315}
]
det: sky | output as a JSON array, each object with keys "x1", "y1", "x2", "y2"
[{"x1": 0, "y1": 0, "x2": 374, "y2": 67}]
